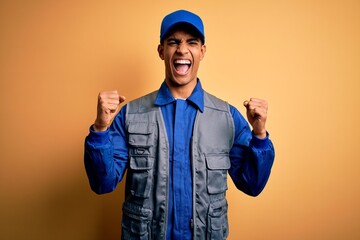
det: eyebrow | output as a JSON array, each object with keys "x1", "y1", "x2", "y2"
[{"x1": 187, "y1": 38, "x2": 200, "y2": 42}]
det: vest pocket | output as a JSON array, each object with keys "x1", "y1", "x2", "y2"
[
  {"x1": 205, "y1": 154, "x2": 231, "y2": 194},
  {"x1": 207, "y1": 199, "x2": 229, "y2": 240},
  {"x1": 128, "y1": 156, "x2": 154, "y2": 198},
  {"x1": 122, "y1": 202, "x2": 152, "y2": 240},
  {"x1": 127, "y1": 122, "x2": 155, "y2": 148},
  {"x1": 127, "y1": 122, "x2": 156, "y2": 198}
]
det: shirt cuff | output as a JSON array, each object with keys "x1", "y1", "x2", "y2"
[
  {"x1": 87, "y1": 125, "x2": 110, "y2": 146},
  {"x1": 250, "y1": 131, "x2": 270, "y2": 149}
]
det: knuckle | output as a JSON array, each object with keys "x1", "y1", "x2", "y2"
[{"x1": 98, "y1": 92, "x2": 106, "y2": 100}]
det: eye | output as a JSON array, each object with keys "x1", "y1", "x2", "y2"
[
  {"x1": 167, "y1": 39, "x2": 179, "y2": 46},
  {"x1": 188, "y1": 39, "x2": 199, "y2": 45}
]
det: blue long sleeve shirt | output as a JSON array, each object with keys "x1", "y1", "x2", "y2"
[{"x1": 84, "y1": 80, "x2": 275, "y2": 240}]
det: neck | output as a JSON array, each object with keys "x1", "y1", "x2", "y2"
[
  {"x1": 169, "y1": 87, "x2": 191, "y2": 99},
  {"x1": 165, "y1": 78, "x2": 197, "y2": 99}
]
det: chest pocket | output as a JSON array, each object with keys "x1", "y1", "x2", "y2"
[
  {"x1": 205, "y1": 154, "x2": 230, "y2": 195},
  {"x1": 128, "y1": 122, "x2": 155, "y2": 147},
  {"x1": 127, "y1": 122, "x2": 156, "y2": 198}
]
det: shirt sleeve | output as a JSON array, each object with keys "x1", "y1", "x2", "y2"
[
  {"x1": 228, "y1": 105, "x2": 275, "y2": 196},
  {"x1": 84, "y1": 105, "x2": 129, "y2": 194}
]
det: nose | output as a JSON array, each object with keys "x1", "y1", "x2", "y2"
[{"x1": 176, "y1": 42, "x2": 188, "y2": 54}]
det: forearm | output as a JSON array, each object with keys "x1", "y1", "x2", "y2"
[
  {"x1": 84, "y1": 123, "x2": 128, "y2": 194},
  {"x1": 229, "y1": 133, "x2": 275, "y2": 196},
  {"x1": 84, "y1": 137, "x2": 118, "y2": 194},
  {"x1": 85, "y1": 105, "x2": 129, "y2": 194},
  {"x1": 228, "y1": 104, "x2": 275, "y2": 196}
]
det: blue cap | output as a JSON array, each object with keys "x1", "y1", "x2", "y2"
[{"x1": 160, "y1": 10, "x2": 205, "y2": 43}]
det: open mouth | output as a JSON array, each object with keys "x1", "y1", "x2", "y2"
[{"x1": 174, "y1": 59, "x2": 191, "y2": 75}]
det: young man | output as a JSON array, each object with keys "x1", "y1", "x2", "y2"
[{"x1": 85, "y1": 10, "x2": 275, "y2": 240}]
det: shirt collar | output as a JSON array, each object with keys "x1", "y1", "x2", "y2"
[{"x1": 154, "y1": 79, "x2": 204, "y2": 112}]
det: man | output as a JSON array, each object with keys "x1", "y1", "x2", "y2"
[{"x1": 84, "y1": 9, "x2": 275, "y2": 240}]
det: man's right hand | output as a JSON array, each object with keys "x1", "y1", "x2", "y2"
[{"x1": 93, "y1": 90, "x2": 126, "y2": 132}]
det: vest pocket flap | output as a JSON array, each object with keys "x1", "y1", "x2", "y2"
[
  {"x1": 206, "y1": 154, "x2": 230, "y2": 170},
  {"x1": 209, "y1": 198, "x2": 228, "y2": 217},
  {"x1": 128, "y1": 122, "x2": 154, "y2": 147},
  {"x1": 128, "y1": 122, "x2": 154, "y2": 134},
  {"x1": 130, "y1": 156, "x2": 154, "y2": 170}
]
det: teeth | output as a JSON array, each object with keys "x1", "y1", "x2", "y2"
[{"x1": 174, "y1": 59, "x2": 191, "y2": 64}]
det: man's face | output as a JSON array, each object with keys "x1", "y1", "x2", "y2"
[{"x1": 158, "y1": 29, "x2": 206, "y2": 90}]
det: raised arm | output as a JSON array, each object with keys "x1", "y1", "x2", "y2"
[
  {"x1": 84, "y1": 91, "x2": 128, "y2": 194},
  {"x1": 228, "y1": 101, "x2": 275, "y2": 196}
]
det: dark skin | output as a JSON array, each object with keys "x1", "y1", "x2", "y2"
[{"x1": 157, "y1": 29, "x2": 206, "y2": 99}]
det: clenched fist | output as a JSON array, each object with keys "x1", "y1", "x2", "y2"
[
  {"x1": 243, "y1": 98, "x2": 268, "y2": 139},
  {"x1": 93, "y1": 90, "x2": 126, "y2": 132}
]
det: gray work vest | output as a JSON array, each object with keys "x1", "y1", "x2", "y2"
[{"x1": 122, "y1": 90, "x2": 235, "y2": 240}]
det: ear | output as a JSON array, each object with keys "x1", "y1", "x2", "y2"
[
  {"x1": 200, "y1": 44, "x2": 206, "y2": 61},
  {"x1": 158, "y1": 44, "x2": 164, "y2": 60}
]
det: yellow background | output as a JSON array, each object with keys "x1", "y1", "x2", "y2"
[{"x1": 1, "y1": 0, "x2": 359, "y2": 239}]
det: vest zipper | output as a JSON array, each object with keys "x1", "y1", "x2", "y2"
[
  {"x1": 159, "y1": 109, "x2": 170, "y2": 240},
  {"x1": 191, "y1": 111, "x2": 200, "y2": 240}
]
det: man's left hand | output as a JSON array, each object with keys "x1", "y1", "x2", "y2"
[{"x1": 243, "y1": 98, "x2": 268, "y2": 139}]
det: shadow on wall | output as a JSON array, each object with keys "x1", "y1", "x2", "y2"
[
  {"x1": 0, "y1": 150, "x2": 128, "y2": 240},
  {"x1": 96, "y1": 180, "x2": 127, "y2": 240},
  {"x1": 29, "y1": 148, "x2": 129, "y2": 240}
]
